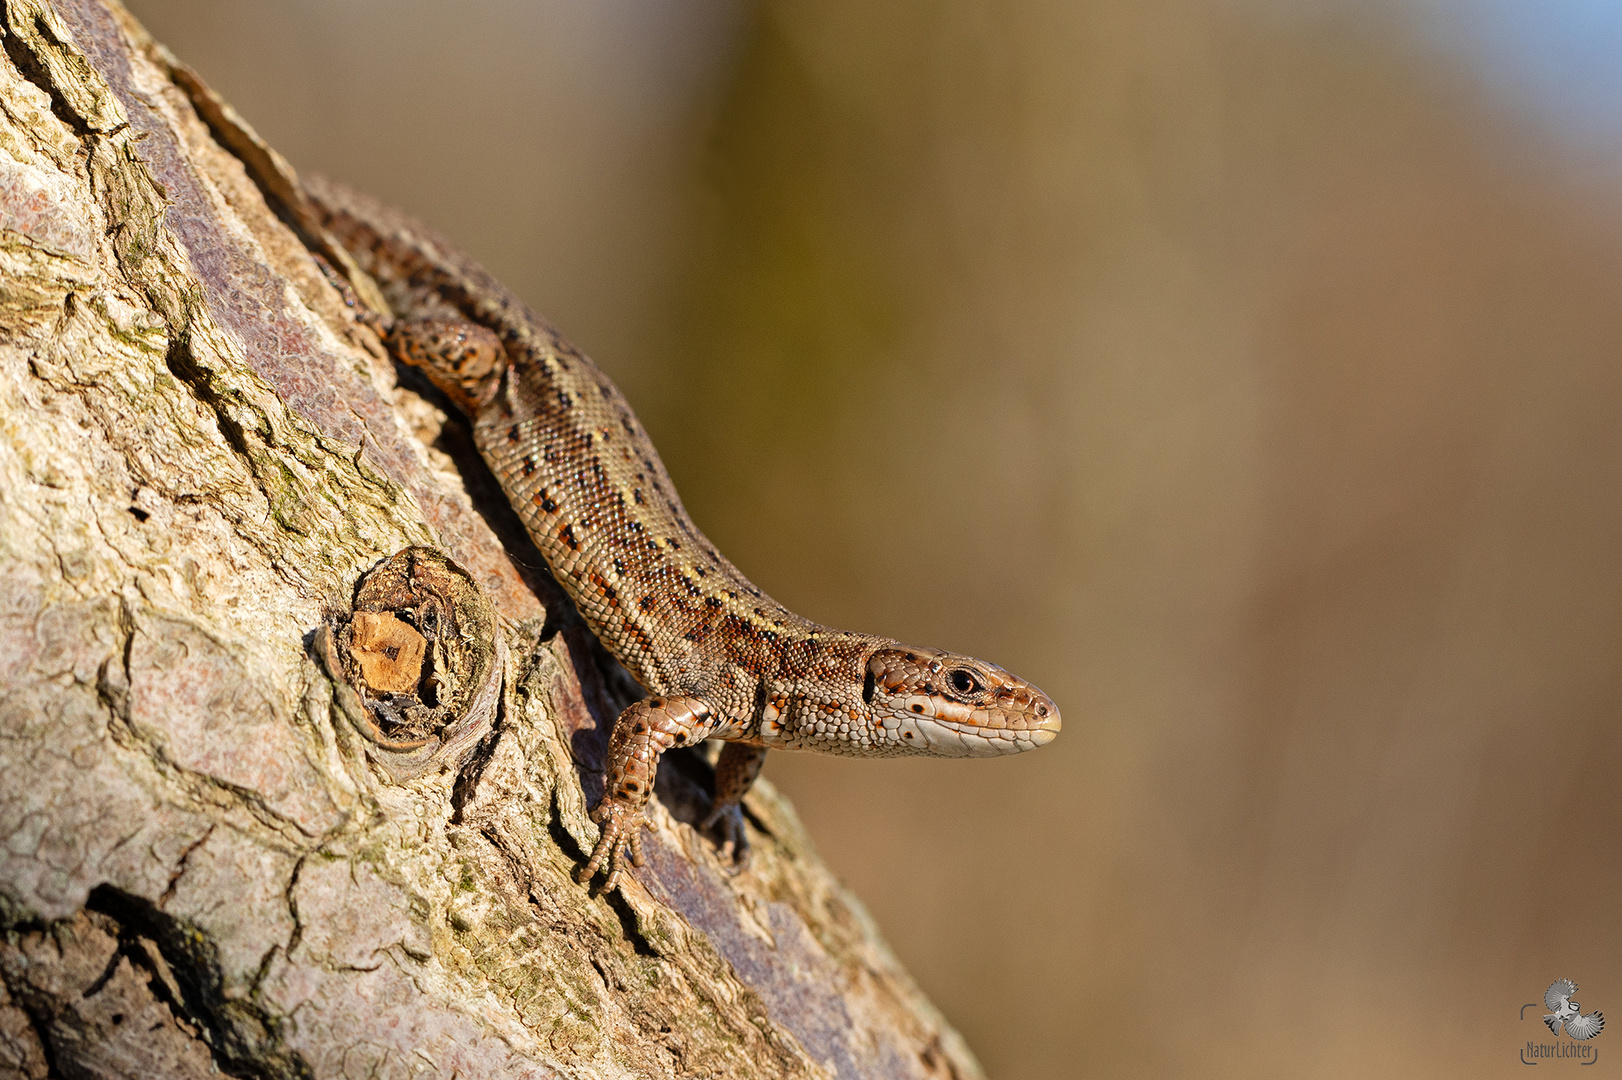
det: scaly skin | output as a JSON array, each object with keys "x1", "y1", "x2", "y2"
[{"x1": 305, "y1": 176, "x2": 1061, "y2": 891}]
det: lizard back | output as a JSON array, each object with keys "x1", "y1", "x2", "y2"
[{"x1": 305, "y1": 176, "x2": 855, "y2": 713}]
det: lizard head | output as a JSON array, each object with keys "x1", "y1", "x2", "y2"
[{"x1": 863, "y1": 645, "x2": 1060, "y2": 756}]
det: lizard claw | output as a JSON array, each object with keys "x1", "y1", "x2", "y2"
[
  {"x1": 581, "y1": 798, "x2": 649, "y2": 891},
  {"x1": 699, "y1": 801, "x2": 751, "y2": 873}
]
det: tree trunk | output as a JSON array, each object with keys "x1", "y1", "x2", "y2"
[{"x1": 0, "y1": 2, "x2": 983, "y2": 1076}]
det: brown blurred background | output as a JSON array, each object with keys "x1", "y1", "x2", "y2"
[{"x1": 123, "y1": 0, "x2": 1622, "y2": 1075}]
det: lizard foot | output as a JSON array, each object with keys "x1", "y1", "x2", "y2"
[
  {"x1": 698, "y1": 800, "x2": 751, "y2": 873},
  {"x1": 581, "y1": 798, "x2": 649, "y2": 892}
]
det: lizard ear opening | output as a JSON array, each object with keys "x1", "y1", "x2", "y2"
[{"x1": 862, "y1": 667, "x2": 876, "y2": 704}]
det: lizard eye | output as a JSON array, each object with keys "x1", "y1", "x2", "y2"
[{"x1": 947, "y1": 669, "x2": 980, "y2": 696}]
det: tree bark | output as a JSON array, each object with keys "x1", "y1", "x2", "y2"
[{"x1": 0, "y1": 2, "x2": 983, "y2": 1077}]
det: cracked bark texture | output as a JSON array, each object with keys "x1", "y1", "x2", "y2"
[{"x1": 0, "y1": 1, "x2": 984, "y2": 1077}]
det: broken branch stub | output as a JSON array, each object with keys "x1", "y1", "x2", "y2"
[{"x1": 316, "y1": 545, "x2": 505, "y2": 780}]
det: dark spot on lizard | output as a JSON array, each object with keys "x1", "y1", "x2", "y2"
[
  {"x1": 590, "y1": 573, "x2": 619, "y2": 603},
  {"x1": 638, "y1": 595, "x2": 656, "y2": 611},
  {"x1": 620, "y1": 617, "x2": 655, "y2": 651}
]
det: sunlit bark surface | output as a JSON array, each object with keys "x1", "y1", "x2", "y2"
[{"x1": 0, "y1": 3, "x2": 981, "y2": 1077}]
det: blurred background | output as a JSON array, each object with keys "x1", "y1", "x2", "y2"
[{"x1": 123, "y1": 0, "x2": 1622, "y2": 1075}]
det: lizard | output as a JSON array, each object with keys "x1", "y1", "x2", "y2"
[{"x1": 303, "y1": 175, "x2": 1062, "y2": 892}]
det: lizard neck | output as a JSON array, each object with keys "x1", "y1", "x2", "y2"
[{"x1": 724, "y1": 630, "x2": 897, "y2": 752}]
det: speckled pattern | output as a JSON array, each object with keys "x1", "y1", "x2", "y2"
[{"x1": 306, "y1": 176, "x2": 1061, "y2": 890}]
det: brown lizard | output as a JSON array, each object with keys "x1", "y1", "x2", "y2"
[{"x1": 305, "y1": 176, "x2": 1061, "y2": 891}]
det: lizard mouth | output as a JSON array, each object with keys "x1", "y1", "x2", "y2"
[
  {"x1": 1026, "y1": 721, "x2": 1061, "y2": 747},
  {"x1": 928, "y1": 712, "x2": 1061, "y2": 754},
  {"x1": 927, "y1": 688, "x2": 1063, "y2": 752}
]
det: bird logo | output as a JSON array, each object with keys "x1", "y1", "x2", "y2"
[{"x1": 1544, "y1": 979, "x2": 1605, "y2": 1041}]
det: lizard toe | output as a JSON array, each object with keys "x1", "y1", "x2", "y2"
[
  {"x1": 582, "y1": 798, "x2": 645, "y2": 888},
  {"x1": 700, "y1": 801, "x2": 750, "y2": 872},
  {"x1": 629, "y1": 825, "x2": 647, "y2": 868}
]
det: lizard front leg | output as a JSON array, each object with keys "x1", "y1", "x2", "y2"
[
  {"x1": 700, "y1": 742, "x2": 767, "y2": 871},
  {"x1": 583, "y1": 694, "x2": 718, "y2": 891}
]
